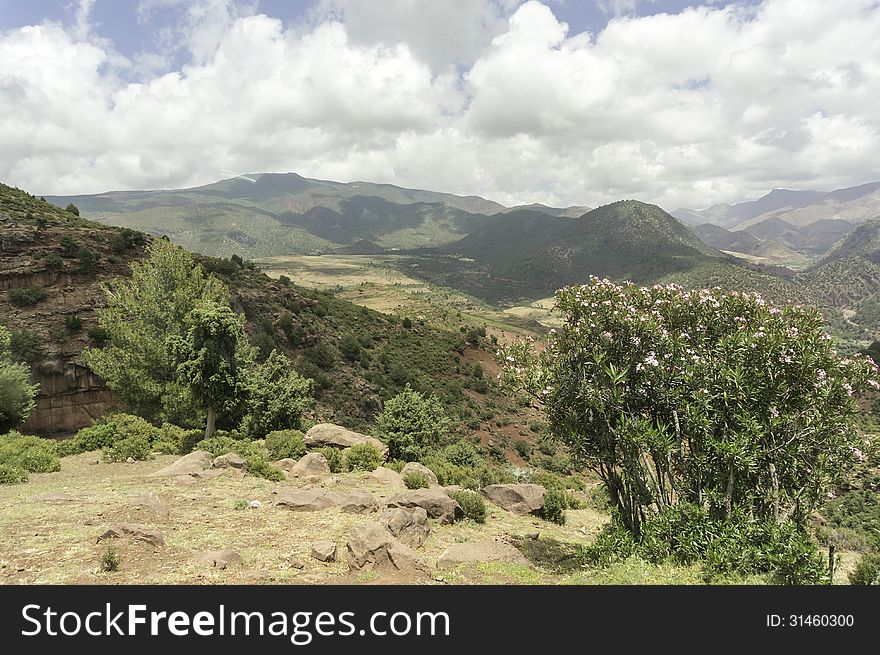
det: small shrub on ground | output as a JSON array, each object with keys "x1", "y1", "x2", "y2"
[
  {"x1": 448, "y1": 489, "x2": 487, "y2": 523},
  {"x1": 848, "y1": 552, "x2": 880, "y2": 585},
  {"x1": 403, "y1": 471, "x2": 430, "y2": 489},
  {"x1": 0, "y1": 462, "x2": 28, "y2": 484},
  {"x1": 100, "y1": 547, "x2": 120, "y2": 573},
  {"x1": 7, "y1": 287, "x2": 47, "y2": 307},
  {"x1": 343, "y1": 442, "x2": 382, "y2": 472},
  {"x1": 64, "y1": 315, "x2": 82, "y2": 332},
  {"x1": 376, "y1": 385, "x2": 451, "y2": 461},
  {"x1": 103, "y1": 434, "x2": 152, "y2": 462},
  {"x1": 319, "y1": 447, "x2": 344, "y2": 473},
  {"x1": 151, "y1": 423, "x2": 185, "y2": 455},
  {"x1": 513, "y1": 439, "x2": 532, "y2": 460},
  {"x1": 263, "y1": 429, "x2": 306, "y2": 461},
  {"x1": 233, "y1": 499, "x2": 249, "y2": 511},
  {"x1": 0, "y1": 432, "x2": 60, "y2": 483},
  {"x1": 244, "y1": 452, "x2": 284, "y2": 481},
  {"x1": 384, "y1": 459, "x2": 405, "y2": 472},
  {"x1": 540, "y1": 488, "x2": 568, "y2": 525}
]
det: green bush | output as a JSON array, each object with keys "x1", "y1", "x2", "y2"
[
  {"x1": 179, "y1": 429, "x2": 206, "y2": 455},
  {"x1": 243, "y1": 452, "x2": 284, "y2": 481},
  {"x1": 319, "y1": 447, "x2": 344, "y2": 473},
  {"x1": 513, "y1": 439, "x2": 532, "y2": 459},
  {"x1": 540, "y1": 488, "x2": 568, "y2": 525},
  {"x1": 0, "y1": 462, "x2": 28, "y2": 484},
  {"x1": 194, "y1": 434, "x2": 256, "y2": 458},
  {"x1": 848, "y1": 552, "x2": 880, "y2": 585},
  {"x1": 9, "y1": 329, "x2": 44, "y2": 365},
  {"x1": 7, "y1": 287, "x2": 47, "y2": 307},
  {"x1": 100, "y1": 547, "x2": 119, "y2": 573},
  {"x1": 0, "y1": 432, "x2": 60, "y2": 477},
  {"x1": 377, "y1": 385, "x2": 451, "y2": 461},
  {"x1": 58, "y1": 422, "x2": 116, "y2": 456},
  {"x1": 263, "y1": 429, "x2": 306, "y2": 461},
  {"x1": 343, "y1": 442, "x2": 382, "y2": 472},
  {"x1": 448, "y1": 489, "x2": 487, "y2": 523},
  {"x1": 64, "y1": 315, "x2": 82, "y2": 332},
  {"x1": 384, "y1": 459, "x2": 405, "y2": 472},
  {"x1": 151, "y1": 423, "x2": 185, "y2": 455},
  {"x1": 44, "y1": 253, "x2": 63, "y2": 271},
  {"x1": 403, "y1": 471, "x2": 430, "y2": 489},
  {"x1": 239, "y1": 350, "x2": 314, "y2": 438},
  {"x1": 441, "y1": 441, "x2": 483, "y2": 468},
  {"x1": 103, "y1": 434, "x2": 152, "y2": 462}
]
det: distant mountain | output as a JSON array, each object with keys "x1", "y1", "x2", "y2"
[
  {"x1": 504, "y1": 203, "x2": 592, "y2": 218},
  {"x1": 401, "y1": 200, "x2": 728, "y2": 303},
  {"x1": 742, "y1": 217, "x2": 854, "y2": 257},
  {"x1": 673, "y1": 188, "x2": 824, "y2": 228},
  {"x1": 690, "y1": 223, "x2": 809, "y2": 269}
]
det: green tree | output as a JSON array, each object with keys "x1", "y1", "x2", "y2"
[
  {"x1": 240, "y1": 349, "x2": 314, "y2": 438},
  {"x1": 500, "y1": 279, "x2": 878, "y2": 537},
  {"x1": 65, "y1": 203, "x2": 80, "y2": 216},
  {"x1": 84, "y1": 240, "x2": 228, "y2": 425},
  {"x1": 376, "y1": 385, "x2": 451, "y2": 461},
  {"x1": 172, "y1": 301, "x2": 252, "y2": 438},
  {"x1": 0, "y1": 325, "x2": 39, "y2": 432}
]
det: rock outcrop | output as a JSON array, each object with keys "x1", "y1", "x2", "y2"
[
  {"x1": 481, "y1": 484, "x2": 546, "y2": 516},
  {"x1": 304, "y1": 424, "x2": 388, "y2": 457}
]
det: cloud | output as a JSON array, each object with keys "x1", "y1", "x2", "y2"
[{"x1": 1, "y1": 0, "x2": 880, "y2": 211}]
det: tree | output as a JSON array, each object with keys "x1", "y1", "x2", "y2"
[
  {"x1": 239, "y1": 349, "x2": 314, "y2": 438},
  {"x1": 65, "y1": 203, "x2": 80, "y2": 216},
  {"x1": 172, "y1": 301, "x2": 252, "y2": 438},
  {"x1": 500, "y1": 278, "x2": 878, "y2": 536},
  {"x1": 84, "y1": 239, "x2": 228, "y2": 425},
  {"x1": 376, "y1": 385, "x2": 451, "y2": 461},
  {"x1": 0, "y1": 325, "x2": 39, "y2": 433}
]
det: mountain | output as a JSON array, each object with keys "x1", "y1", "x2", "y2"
[
  {"x1": 690, "y1": 223, "x2": 809, "y2": 269},
  {"x1": 45, "y1": 172, "x2": 515, "y2": 258},
  {"x1": 673, "y1": 188, "x2": 824, "y2": 228},
  {"x1": 742, "y1": 217, "x2": 855, "y2": 257},
  {"x1": 401, "y1": 200, "x2": 729, "y2": 303},
  {"x1": 504, "y1": 203, "x2": 593, "y2": 218},
  {"x1": 0, "y1": 182, "x2": 509, "y2": 437}
]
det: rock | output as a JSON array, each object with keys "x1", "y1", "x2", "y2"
[
  {"x1": 386, "y1": 488, "x2": 463, "y2": 524},
  {"x1": 400, "y1": 462, "x2": 439, "y2": 486},
  {"x1": 273, "y1": 458, "x2": 297, "y2": 472},
  {"x1": 437, "y1": 542, "x2": 530, "y2": 570},
  {"x1": 131, "y1": 491, "x2": 169, "y2": 518},
  {"x1": 148, "y1": 451, "x2": 213, "y2": 477},
  {"x1": 346, "y1": 522, "x2": 431, "y2": 576},
  {"x1": 97, "y1": 524, "x2": 165, "y2": 548},
  {"x1": 87, "y1": 459, "x2": 100, "y2": 465},
  {"x1": 196, "y1": 549, "x2": 243, "y2": 569},
  {"x1": 380, "y1": 507, "x2": 430, "y2": 549},
  {"x1": 214, "y1": 453, "x2": 246, "y2": 469},
  {"x1": 274, "y1": 488, "x2": 341, "y2": 512},
  {"x1": 37, "y1": 493, "x2": 76, "y2": 503},
  {"x1": 368, "y1": 467, "x2": 404, "y2": 486},
  {"x1": 339, "y1": 490, "x2": 379, "y2": 514},
  {"x1": 304, "y1": 423, "x2": 388, "y2": 458},
  {"x1": 311, "y1": 540, "x2": 337, "y2": 562},
  {"x1": 481, "y1": 484, "x2": 546, "y2": 516},
  {"x1": 248, "y1": 500, "x2": 262, "y2": 509},
  {"x1": 242, "y1": 570, "x2": 271, "y2": 583},
  {"x1": 290, "y1": 452, "x2": 331, "y2": 477},
  {"x1": 125, "y1": 457, "x2": 135, "y2": 464},
  {"x1": 288, "y1": 557, "x2": 306, "y2": 570}
]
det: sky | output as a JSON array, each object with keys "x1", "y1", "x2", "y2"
[{"x1": 0, "y1": 0, "x2": 878, "y2": 211}]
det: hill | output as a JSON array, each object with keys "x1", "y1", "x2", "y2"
[
  {"x1": 400, "y1": 201, "x2": 728, "y2": 304},
  {"x1": 0, "y1": 183, "x2": 525, "y2": 443},
  {"x1": 690, "y1": 223, "x2": 809, "y2": 269}
]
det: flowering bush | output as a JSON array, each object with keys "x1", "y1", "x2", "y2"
[{"x1": 500, "y1": 278, "x2": 877, "y2": 538}]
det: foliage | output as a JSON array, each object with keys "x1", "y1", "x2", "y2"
[
  {"x1": 103, "y1": 434, "x2": 152, "y2": 462},
  {"x1": 319, "y1": 447, "x2": 344, "y2": 473},
  {"x1": 448, "y1": 489, "x2": 487, "y2": 523},
  {"x1": 263, "y1": 429, "x2": 306, "y2": 460},
  {"x1": 0, "y1": 432, "x2": 60, "y2": 479},
  {"x1": 0, "y1": 462, "x2": 28, "y2": 484},
  {"x1": 84, "y1": 239, "x2": 230, "y2": 426},
  {"x1": 152, "y1": 423, "x2": 185, "y2": 455},
  {"x1": 100, "y1": 547, "x2": 120, "y2": 573},
  {"x1": 500, "y1": 279, "x2": 878, "y2": 538},
  {"x1": 343, "y1": 442, "x2": 382, "y2": 472},
  {"x1": 848, "y1": 551, "x2": 880, "y2": 585},
  {"x1": 239, "y1": 350, "x2": 313, "y2": 438},
  {"x1": 65, "y1": 203, "x2": 80, "y2": 216},
  {"x1": 64, "y1": 315, "x2": 82, "y2": 332},
  {"x1": 8, "y1": 328, "x2": 44, "y2": 365},
  {"x1": 7, "y1": 287, "x2": 47, "y2": 307},
  {"x1": 243, "y1": 451, "x2": 285, "y2": 481},
  {"x1": 403, "y1": 471, "x2": 430, "y2": 489},
  {"x1": 0, "y1": 326, "x2": 39, "y2": 432},
  {"x1": 57, "y1": 414, "x2": 158, "y2": 457},
  {"x1": 513, "y1": 439, "x2": 532, "y2": 459},
  {"x1": 541, "y1": 488, "x2": 568, "y2": 525},
  {"x1": 376, "y1": 385, "x2": 452, "y2": 461},
  {"x1": 820, "y1": 489, "x2": 880, "y2": 552},
  {"x1": 192, "y1": 434, "x2": 283, "y2": 481}
]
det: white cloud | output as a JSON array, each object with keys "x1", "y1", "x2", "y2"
[{"x1": 1, "y1": 0, "x2": 880, "y2": 211}]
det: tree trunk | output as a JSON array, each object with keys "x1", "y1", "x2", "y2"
[
  {"x1": 769, "y1": 462, "x2": 780, "y2": 523},
  {"x1": 205, "y1": 406, "x2": 217, "y2": 439}
]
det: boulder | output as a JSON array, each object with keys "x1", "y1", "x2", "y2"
[
  {"x1": 148, "y1": 451, "x2": 213, "y2": 477},
  {"x1": 196, "y1": 549, "x2": 243, "y2": 569},
  {"x1": 311, "y1": 540, "x2": 338, "y2": 562},
  {"x1": 214, "y1": 453, "x2": 246, "y2": 469},
  {"x1": 290, "y1": 453, "x2": 331, "y2": 477},
  {"x1": 130, "y1": 491, "x2": 169, "y2": 518},
  {"x1": 368, "y1": 467, "x2": 404, "y2": 486},
  {"x1": 275, "y1": 488, "x2": 341, "y2": 512},
  {"x1": 400, "y1": 462, "x2": 439, "y2": 486},
  {"x1": 380, "y1": 507, "x2": 430, "y2": 549},
  {"x1": 97, "y1": 524, "x2": 165, "y2": 548},
  {"x1": 437, "y1": 542, "x2": 530, "y2": 570},
  {"x1": 386, "y1": 488, "x2": 462, "y2": 524},
  {"x1": 304, "y1": 423, "x2": 388, "y2": 458},
  {"x1": 340, "y1": 490, "x2": 379, "y2": 514},
  {"x1": 273, "y1": 458, "x2": 297, "y2": 472},
  {"x1": 481, "y1": 484, "x2": 546, "y2": 516},
  {"x1": 346, "y1": 522, "x2": 431, "y2": 576}
]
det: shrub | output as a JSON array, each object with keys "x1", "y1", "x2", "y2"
[
  {"x1": 179, "y1": 429, "x2": 206, "y2": 455},
  {"x1": 513, "y1": 440, "x2": 532, "y2": 459},
  {"x1": 403, "y1": 471, "x2": 430, "y2": 489},
  {"x1": 848, "y1": 552, "x2": 880, "y2": 585},
  {"x1": 243, "y1": 452, "x2": 284, "y2": 481},
  {"x1": 58, "y1": 422, "x2": 116, "y2": 456},
  {"x1": 441, "y1": 441, "x2": 483, "y2": 468},
  {"x1": 44, "y1": 253, "x2": 63, "y2": 271},
  {"x1": 76, "y1": 247, "x2": 99, "y2": 273},
  {"x1": 0, "y1": 357, "x2": 39, "y2": 433},
  {"x1": 65, "y1": 203, "x2": 80, "y2": 216},
  {"x1": 0, "y1": 432, "x2": 60, "y2": 476},
  {"x1": 233, "y1": 499, "x2": 249, "y2": 510},
  {"x1": 319, "y1": 447, "x2": 344, "y2": 473},
  {"x1": 8, "y1": 287, "x2": 47, "y2": 307},
  {"x1": 0, "y1": 462, "x2": 28, "y2": 484},
  {"x1": 64, "y1": 315, "x2": 82, "y2": 332},
  {"x1": 104, "y1": 434, "x2": 152, "y2": 462},
  {"x1": 194, "y1": 434, "x2": 255, "y2": 458},
  {"x1": 377, "y1": 385, "x2": 452, "y2": 461},
  {"x1": 541, "y1": 488, "x2": 568, "y2": 525},
  {"x1": 448, "y1": 489, "x2": 487, "y2": 523},
  {"x1": 264, "y1": 429, "x2": 306, "y2": 460},
  {"x1": 384, "y1": 459, "x2": 405, "y2": 472},
  {"x1": 9, "y1": 329, "x2": 44, "y2": 365},
  {"x1": 240, "y1": 351, "x2": 314, "y2": 438},
  {"x1": 151, "y1": 423, "x2": 185, "y2": 455},
  {"x1": 343, "y1": 442, "x2": 382, "y2": 472},
  {"x1": 100, "y1": 547, "x2": 119, "y2": 573},
  {"x1": 339, "y1": 334, "x2": 362, "y2": 362}
]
